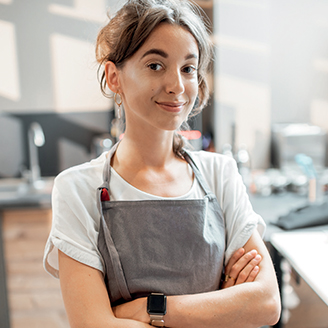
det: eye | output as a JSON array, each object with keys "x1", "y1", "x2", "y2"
[
  {"x1": 182, "y1": 66, "x2": 197, "y2": 74},
  {"x1": 148, "y1": 63, "x2": 162, "y2": 71}
]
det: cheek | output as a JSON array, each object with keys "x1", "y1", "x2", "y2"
[
  {"x1": 130, "y1": 75, "x2": 157, "y2": 96},
  {"x1": 119, "y1": 68, "x2": 145, "y2": 99}
]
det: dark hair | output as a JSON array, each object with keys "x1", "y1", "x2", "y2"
[{"x1": 96, "y1": 0, "x2": 213, "y2": 154}]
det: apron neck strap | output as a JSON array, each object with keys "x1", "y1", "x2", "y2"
[
  {"x1": 102, "y1": 141, "x2": 121, "y2": 188},
  {"x1": 180, "y1": 149, "x2": 213, "y2": 196},
  {"x1": 102, "y1": 142, "x2": 213, "y2": 196}
]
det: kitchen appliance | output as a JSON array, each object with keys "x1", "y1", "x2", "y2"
[{"x1": 272, "y1": 123, "x2": 326, "y2": 170}]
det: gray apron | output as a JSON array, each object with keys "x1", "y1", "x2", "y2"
[{"x1": 97, "y1": 143, "x2": 226, "y2": 306}]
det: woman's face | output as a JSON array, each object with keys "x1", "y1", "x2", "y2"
[{"x1": 117, "y1": 23, "x2": 199, "y2": 134}]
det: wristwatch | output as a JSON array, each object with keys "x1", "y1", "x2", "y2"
[{"x1": 147, "y1": 293, "x2": 167, "y2": 327}]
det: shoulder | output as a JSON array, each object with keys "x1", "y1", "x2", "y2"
[
  {"x1": 187, "y1": 150, "x2": 237, "y2": 177},
  {"x1": 54, "y1": 152, "x2": 107, "y2": 195},
  {"x1": 185, "y1": 150, "x2": 240, "y2": 199}
]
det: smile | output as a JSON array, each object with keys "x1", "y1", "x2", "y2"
[{"x1": 155, "y1": 101, "x2": 186, "y2": 113}]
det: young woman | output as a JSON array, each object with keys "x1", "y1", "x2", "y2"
[{"x1": 44, "y1": 0, "x2": 280, "y2": 327}]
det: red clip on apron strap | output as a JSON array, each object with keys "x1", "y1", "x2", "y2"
[{"x1": 101, "y1": 188, "x2": 110, "y2": 201}]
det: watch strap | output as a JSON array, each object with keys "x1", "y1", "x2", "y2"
[{"x1": 149, "y1": 314, "x2": 165, "y2": 327}]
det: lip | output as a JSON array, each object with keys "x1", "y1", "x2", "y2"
[{"x1": 155, "y1": 101, "x2": 186, "y2": 113}]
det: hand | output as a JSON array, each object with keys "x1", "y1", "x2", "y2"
[
  {"x1": 113, "y1": 297, "x2": 150, "y2": 324},
  {"x1": 222, "y1": 248, "x2": 262, "y2": 289}
]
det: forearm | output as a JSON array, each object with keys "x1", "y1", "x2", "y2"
[
  {"x1": 68, "y1": 316, "x2": 151, "y2": 328},
  {"x1": 165, "y1": 231, "x2": 281, "y2": 328},
  {"x1": 109, "y1": 318, "x2": 152, "y2": 328},
  {"x1": 114, "y1": 231, "x2": 281, "y2": 327},
  {"x1": 114, "y1": 277, "x2": 279, "y2": 328},
  {"x1": 58, "y1": 251, "x2": 152, "y2": 328},
  {"x1": 165, "y1": 281, "x2": 279, "y2": 328}
]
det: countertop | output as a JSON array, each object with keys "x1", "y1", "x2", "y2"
[
  {"x1": 248, "y1": 192, "x2": 326, "y2": 239},
  {"x1": 0, "y1": 178, "x2": 53, "y2": 210}
]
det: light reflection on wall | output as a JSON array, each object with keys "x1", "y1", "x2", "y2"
[
  {"x1": 311, "y1": 58, "x2": 328, "y2": 130},
  {"x1": 48, "y1": 0, "x2": 112, "y2": 112},
  {"x1": 0, "y1": 0, "x2": 113, "y2": 112},
  {"x1": 215, "y1": 74, "x2": 271, "y2": 169},
  {"x1": 48, "y1": 0, "x2": 108, "y2": 24},
  {"x1": 217, "y1": 0, "x2": 267, "y2": 9},
  {"x1": 313, "y1": 58, "x2": 328, "y2": 74},
  {"x1": 311, "y1": 100, "x2": 328, "y2": 131},
  {"x1": 0, "y1": 20, "x2": 20, "y2": 102},
  {"x1": 215, "y1": 35, "x2": 271, "y2": 55},
  {"x1": 213, "y1": 0, "x2": 271, "y2": 168},
  {"x1": 51, "y1": 33, "x2": 110, "y2": 112},
  {"x1": 214, "y1": 0, "x2": 328, "y2": 168}
]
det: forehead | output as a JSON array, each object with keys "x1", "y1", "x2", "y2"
[{"x1": 135, "y1": 23, "x2": 199, "y2": 59}]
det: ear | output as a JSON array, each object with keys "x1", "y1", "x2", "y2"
[{"x1": 104, "y1": 61, "x2": 121, "y2": 93}]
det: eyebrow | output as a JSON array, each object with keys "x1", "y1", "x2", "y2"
[
  {"x1": 185, "y1": 53, "x2": 198, "y2": 60},
  {"x1": 141, "y1": 48, "x2": 198, "y2": 61},
  {"x1": 141, "y1": 49, "x2": 168, "y2": 59}
]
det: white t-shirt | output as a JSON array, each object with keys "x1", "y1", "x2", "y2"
[{"x1": 43, "y1": 150, "x2": 265, "y2": 278}]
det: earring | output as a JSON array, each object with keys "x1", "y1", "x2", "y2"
[{"x1": 114, "y1": 92, "x2": 122, "y2": 119}]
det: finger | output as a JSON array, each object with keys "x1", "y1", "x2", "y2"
[
  {"x1": 222, "y1": 248, "x2": 245, "y2": 289},
  {"x1": 235, "y1": 254, "x2": 262, "y2": 285},
  {"x1": 223, "y1": 249, "x2": 260, "y2": 288},
  {"x1": 228, "y1": 249, "x2": 258, "y2": 282},
  {"x1": 246, "y1": 265, "x2": 260, "y2": 282},
  {"x1": 221, "y1": 273, "x2": 236, "y2": 289},
  {"x1": 224, "y1": 248, "x2": 245, "y2": 275}
]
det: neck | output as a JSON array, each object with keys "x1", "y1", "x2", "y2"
[{"x1": 115, "y1": 129, "x2": 178, "y2": 169}]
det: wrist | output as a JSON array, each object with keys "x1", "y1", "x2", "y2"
[
  {"x1": 113, "y1": 298, "x2": 149, "y2": 324},
  {"x1": 147, "y1": 293, "x2": 167, "y2": 326}
]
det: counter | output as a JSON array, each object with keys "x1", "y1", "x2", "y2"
[
  {"x1": 249, "y1": 192, "x2": 328, "y2": 328},
  {"x1": 248, "y1": 192, "x2": 309, "y2": 238}
]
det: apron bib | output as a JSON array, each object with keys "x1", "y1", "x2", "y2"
[{"x1": 97, "y1": 143, "x2": 226, "y2": 306}]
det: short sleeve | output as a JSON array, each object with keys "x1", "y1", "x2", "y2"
[
  {"x1": 220, "y1": 158, "x2": 266, "y2": 265},
  {"x1": 43, "y1": 171, "x2": 104, "y2": 278}
]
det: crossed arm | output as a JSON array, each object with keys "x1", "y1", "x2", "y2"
[{"x1": 58, "y1": 230, "x2": 280, "y2": 328}]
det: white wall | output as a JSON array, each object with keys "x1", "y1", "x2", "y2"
[
  {"x1": 1, "y1": 0, "x2": 328, "y2": 173},
  {"x1": 0, "y1": 0, "x2": 123, "y2": 177},
  {"x1": 0, "y1": 0, "x2": 120, "y2": 113},
  {"x1": 214, "y1": 0, "x2": 271, "y2": 168},
  {"x1": 213, "y1": 0, "x2": 328, "y2": 168}
]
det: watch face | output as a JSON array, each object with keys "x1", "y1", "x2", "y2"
[{"x1": 147, "y1": 294, "x2": 167, "y2": 314}]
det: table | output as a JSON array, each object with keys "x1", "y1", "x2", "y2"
[
  {"x1": 271, "y1": 229, "x2": 328, "y2": 307},
  {"x1": 249, "y1": 193, "x2": 328, "y2": 327}
]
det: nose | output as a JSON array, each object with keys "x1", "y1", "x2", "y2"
[{"x1": 165, "y1": 69, "x2": 185, "y2": 95}]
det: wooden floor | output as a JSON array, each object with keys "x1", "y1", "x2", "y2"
[
  {"x1": 3, "y1": 209, "x2": 70, "y2": 328},
  {"x1": 2, "y1": 208, "x2": 328, "y2": 328}
]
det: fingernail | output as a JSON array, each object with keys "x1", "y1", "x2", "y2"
[{"x1": 255, "y1": 254, "x2": 261, "y2": 261}]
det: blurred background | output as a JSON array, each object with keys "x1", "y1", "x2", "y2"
[{"x1": 0, "y1": 0, "x2": 328, "y2": 327}]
